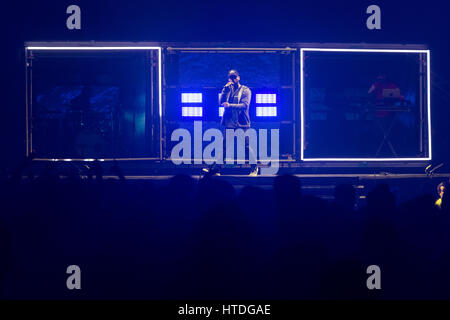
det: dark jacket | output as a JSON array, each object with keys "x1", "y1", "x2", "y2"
[{"x1": 219, "y1": 84, "x2": 251, "y2": 128}]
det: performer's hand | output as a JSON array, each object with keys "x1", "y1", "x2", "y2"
[
  {"x1": 222, "y1": 102, "x2": 230, "y2": 108},
  {"x1": 224, "y1": 81, "x2": 233, "y2": 90}
]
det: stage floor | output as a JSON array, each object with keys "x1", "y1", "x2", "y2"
[
  {"x1": 100, "y1": 173, "x2": 450, "y2": 180},
  {"x1": 25, "y1": 159, "x2": 449, "y2": 204}
]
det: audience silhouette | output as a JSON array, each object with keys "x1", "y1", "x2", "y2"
[{"x1": 0, "y1": 157, "x2": 447, "y2": 299}]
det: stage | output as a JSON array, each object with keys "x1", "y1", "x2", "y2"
[{"x1": 22, "y1": 41, "x2": 438, "y2": 205}]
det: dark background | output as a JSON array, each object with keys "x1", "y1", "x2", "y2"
[
  {"x1": 178, "y1": 52, "x2": 282, "y2": 88},
  {"x1": 2, "y1": 0, "x2": 450, "y2": 168}
]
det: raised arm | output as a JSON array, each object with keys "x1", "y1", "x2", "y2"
[{"x1": 219, "y1": 83, "x2": 232, "y2": 105}]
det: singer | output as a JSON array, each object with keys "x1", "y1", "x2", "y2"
[{"x1": 219, "y1": 69, "x2": 258, "y2": 176}]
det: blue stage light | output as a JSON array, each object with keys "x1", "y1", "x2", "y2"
[
  {"x1": 256, "y1": 106, "x2": 277, "y2": 117},
  {"x1": 182, "y1": 93, "x2": 202, "y2": 103},
  {"x1": 256, "y1": 94, "x2": 276, "y2": 104},
  {"x1": 182, "y1": 107, "x2": 203, "y2": 117}
]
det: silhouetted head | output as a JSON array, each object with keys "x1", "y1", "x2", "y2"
[
  {"x1": 197, "y1": 177, "x2": 236, "y2": 212},
  {"x1": 334, "y1": 184, "x2": 356, "y2": 211},
  {"x1": 367, "y1": 183, "x2": 395, "y2": 214}
]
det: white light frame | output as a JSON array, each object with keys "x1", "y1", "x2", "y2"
[
  {"x1": 25, "y1": 46, "x2": 162, "y2": 160},
  {"x1": 300, "y1": 48, "x2": 431, "y2": 162}
]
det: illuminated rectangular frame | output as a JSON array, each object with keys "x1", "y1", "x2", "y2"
[
  {"x1": 25, "y1": 46, "x2": 163, "y2": 161},
  {"x1": 300, "y1": 48, "x2": 431, "y2": 162},
  {"x1": 255, "y1": 93, "x2": 277, "y2": 104}
]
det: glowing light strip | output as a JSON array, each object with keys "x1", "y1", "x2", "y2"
[
  {"x1": 26, "y1": 46, "x2": 161, "y2": 50},
  {"x1": 301, "y1": 48, "x2": 429, "y2": 54},
  {"x1": 34, "y1": 158, "x2": 160, "y2": 161},
  {"x1": 182, "y1": 107, "x2": 203, "y2": 117},
  {"x1": 300, "y1": 48, "x2": 305, "y2": 160},
  {"x1": 300, "y1": 48, "x2": 432, "y2": 161},
  {"x1": 167, "y1": 47, "x2": 296, "y2": 51},
  {"x1": 25, "y1": 45, "x2": 164, "y2": 157},
  {"x1": 256, "y1": 94, "x2": 277, "y2": 104},
  {"x1": 157, "y1": 47, "x2": 162, "y2": 118},
  {"x1": 427, "y1": 50, "x2": 432, "y2": 160},
  {"x1": 45, "y1": 159, "x2": 105, "y2": 162}
]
